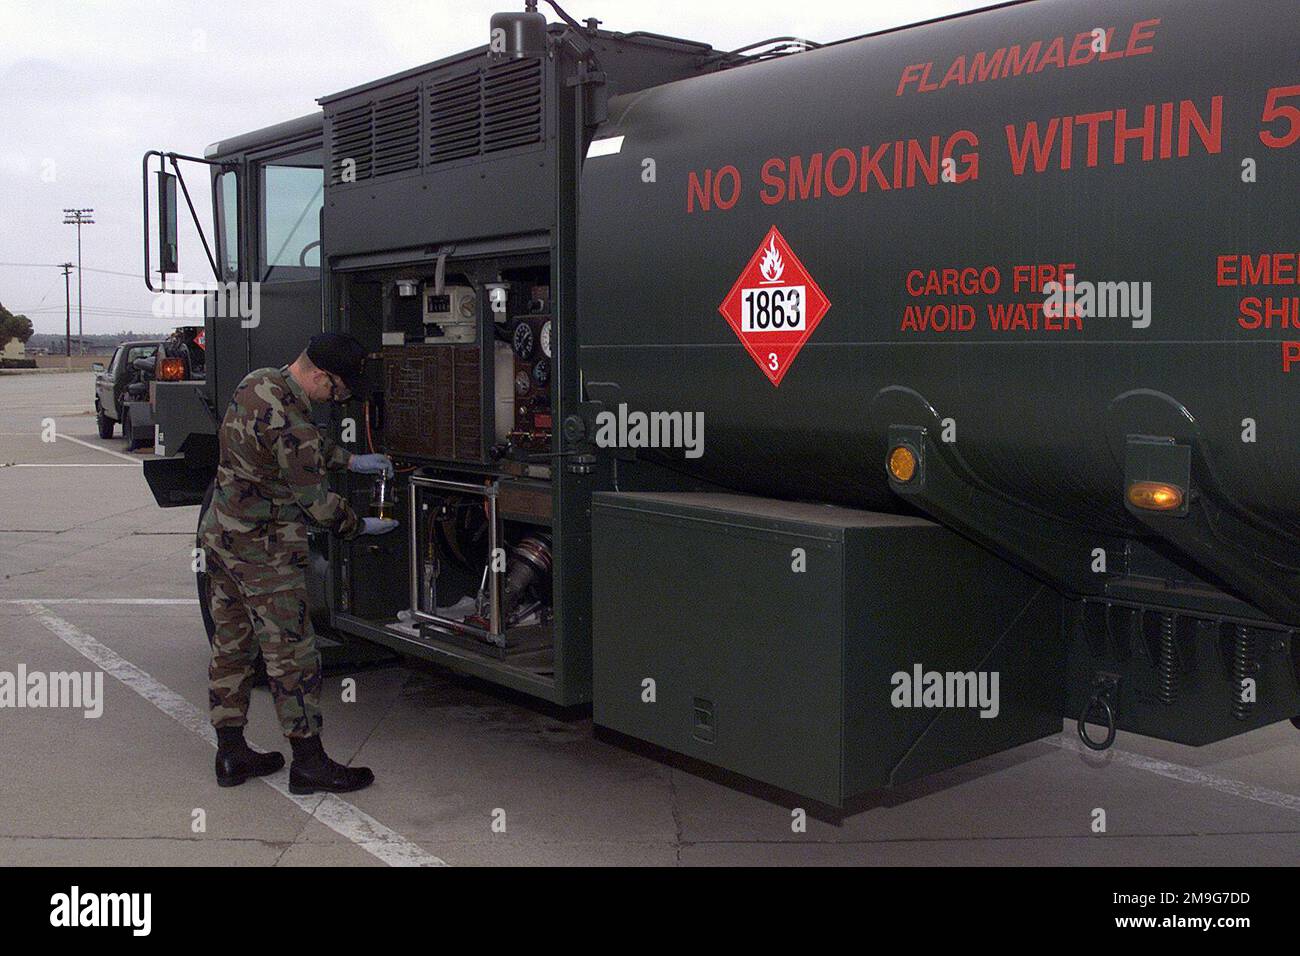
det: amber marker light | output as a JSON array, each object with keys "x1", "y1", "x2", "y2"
[
  {"x1": 1127, "y1": 481, "x2": 1184, "y2": 512},
  {"x1": 158, "y1": 357, "x2": 186, "y2": 381},
  {"x1": 888, "y1": 445, "x2": 917, "y2": 483}
]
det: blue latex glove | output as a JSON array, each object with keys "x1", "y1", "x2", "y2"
[
  {"x1": 349, "y1": 453, "x2": 394, "y2": 478},
  {"x1": 360, "y1": 517, "x2": 399, "y2": 536}
]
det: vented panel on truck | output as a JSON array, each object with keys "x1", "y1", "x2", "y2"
[{"x1": 328, "y1": 60, "x2": 544, "y2": 185}]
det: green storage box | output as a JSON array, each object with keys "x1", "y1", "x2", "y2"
[{"x1": 592, "y1": 492, "x2": 1064, "y2": 806}]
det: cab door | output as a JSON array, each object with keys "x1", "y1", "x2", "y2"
[
  {"x1": 206, "y1": 141, "x2": 324, "y2": 411},
  {"x1": 247, "y1": 146, "x2": 324, "y2": 376},
  {"x1": 209, "y1": 167, "x2": 243, "y2": 414},
  {"x1": 97, "y1": 347, "x2": 123, "y2": 416}
]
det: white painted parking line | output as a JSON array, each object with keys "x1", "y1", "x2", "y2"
[
  {"x1": 2, "y1": 463, "x2": 137, "y2": 468},
  {"x1": 22, "y1": 602, "x2": 447, "y2": 867},
  {"x1": 5, "y1": 598, "x2": 199, "y2": 605},
  {"x1": 54, "y1": 432, "x2": 142, "y2": 464},
  {"x1": 1050, "y1": 733, "x2": 1300, "y2": 813}
]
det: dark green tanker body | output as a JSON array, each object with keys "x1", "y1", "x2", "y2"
[
  {"x1": 576, "y1": 0, "x2": 1300, "y2": 788},
  {"x1": 578, "y1": 0, "x2": 1300, "y2": 611}
]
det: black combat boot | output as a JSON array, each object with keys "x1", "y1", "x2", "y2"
[
  {"x1": 214, "y1": 726, "x2": 286, "y2": 787},
  {"x1": 288, "y1": 735, "x2": 375, "y2": 795}
]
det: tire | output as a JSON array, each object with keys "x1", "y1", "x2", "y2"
[
  {"x1": 196, "y1": 479, "x2": 266, "y2": 683},
  {"x1": 123, "y1": 408, "x2": 151, "y2": 452},
  {"x1": 96, "y1": 403, "x2": 114, "y2": 439},
  {"x1": 122, "y1": 408, "x2": 138, "y2": 451},
  {"x1": 197, "y1": 558, "x2": 218, "y2": 647},
  {"x1": 197, "y1": 479, "x2": 218, "y2": 646}
]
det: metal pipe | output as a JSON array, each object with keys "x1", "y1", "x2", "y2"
[
  {"x1": 410, "y1": 474, "x2": 500, "y2": 496},
  {"x1": 487, "y1": 492, "x2": 501, "y2": 637},
  {"x1": 407, "y1": 478, "x2": 419, "y2": 617}
]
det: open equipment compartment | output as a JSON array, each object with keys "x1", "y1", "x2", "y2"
[{"x1": 326, "y1": 253, "x2": 575, "y2": 701}]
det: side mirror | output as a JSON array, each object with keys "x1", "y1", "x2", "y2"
[
  {"x1": 92, "y1": 362, "x2": 106, "y2": 373},
  {"x1": 157, "y1": 170, "x2": 178, "y2": 275}
]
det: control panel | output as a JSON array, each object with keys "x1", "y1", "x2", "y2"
[{"x1": 509, "y1": 310, "x2": 553, "y2": 453}]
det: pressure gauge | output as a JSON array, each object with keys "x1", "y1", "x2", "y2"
[
  {"x1": 532, "y1": 358, "x2": 550, "y2": 386},
  {"x1": 512, "y1": 322, "x2": 534, "y2": 359},
  {"x1": 540, "y1": 320, "x2": 552, "y2": 358},
  {"x1": 514, "y1": 370, "x2": 531, "y2": 395}
]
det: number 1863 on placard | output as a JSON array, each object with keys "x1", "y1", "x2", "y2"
[{"x1": 741, "y1": 286, "x2": 806, "y2": 333}]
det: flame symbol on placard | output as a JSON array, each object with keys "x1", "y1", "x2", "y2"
[{"x1": 759, "y1": 236, "x2": 785, "y2": 283}]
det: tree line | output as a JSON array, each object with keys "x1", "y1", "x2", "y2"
[{"x1": 0, "y1": 301, "x2": 35, "y2": 352}]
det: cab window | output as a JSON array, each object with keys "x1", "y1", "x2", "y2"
[
  {"x1": 259, "y1": 151, "x2": 323, "y2": 282},
  {"x1": 215, "y1": 171, "x2": 239, "y2": 281}
]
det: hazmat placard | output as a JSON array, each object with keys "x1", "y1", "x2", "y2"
[{"x1": 718, "y1": 226, "x2": 831, "y2": 385}]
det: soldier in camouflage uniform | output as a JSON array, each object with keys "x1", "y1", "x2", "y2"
[{"x1": 201, "y1": 333, "x2": 396, "y2": 793}]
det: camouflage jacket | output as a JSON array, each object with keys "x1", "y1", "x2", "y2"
[{"x1": 199, "y1": 366, "x2": 361, "y2": 570}]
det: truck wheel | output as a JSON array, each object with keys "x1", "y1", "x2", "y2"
[
  {"x1": 96, "y1": 402, "x2": 114, "y2": 439},
  {"x1": 122, "y1": 408, "x2": 138, "y2": 451},
  {"x1": 197, "y1": 480, "x2": 218, "y2": 645},
  {"x1": 196, "y1": 480, "x2": 267, "y2": 684}
]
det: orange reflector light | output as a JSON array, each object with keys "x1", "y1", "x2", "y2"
[
  {"x1": 888, "y1": 445, "x2": 917, "y2": 483},
  {"x1": 158, "y1": 357, "x2": 186, "y2": 381},
  {"x1": 1127, "y1": 481, "x2": 1184, "y2": 512}
]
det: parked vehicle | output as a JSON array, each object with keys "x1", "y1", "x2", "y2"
[
  {"x1": 93, "y1": 340, "x2": 160, "y2": 449},
  {"x1": 93, "y1": 327, "x2": 205, "y2": 450}
]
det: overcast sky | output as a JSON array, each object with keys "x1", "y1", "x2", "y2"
[{"x1": 0, "y1": 0, "x2": 989, "y2": 336}]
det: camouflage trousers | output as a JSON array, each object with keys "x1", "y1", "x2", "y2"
[{"x1": 206, "y1": 550, "x2": 323, "y2": 738}]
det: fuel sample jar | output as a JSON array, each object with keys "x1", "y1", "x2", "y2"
[{"x1": 370, "y1": 475, "x2": 395, "y2": 520}]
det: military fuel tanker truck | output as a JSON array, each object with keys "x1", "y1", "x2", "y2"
[{"x1": 141, "y1": 0, "x2": 1300, "y2": 806}]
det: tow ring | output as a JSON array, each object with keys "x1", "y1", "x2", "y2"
[{"x1": 1078, "y1": 690, "x2": 1117, "y2": 751}]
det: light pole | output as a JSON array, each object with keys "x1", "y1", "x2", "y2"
[
  {"x1": 61, "y1": 262, "x2": 73, "y2": 365},
  {"x1": 62, "y1": 208, "x2": 94, "y2": 355}
]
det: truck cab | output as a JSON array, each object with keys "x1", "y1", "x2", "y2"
[{"x1": 142, "y1": 113, "x2": 326, "y2": 504}]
